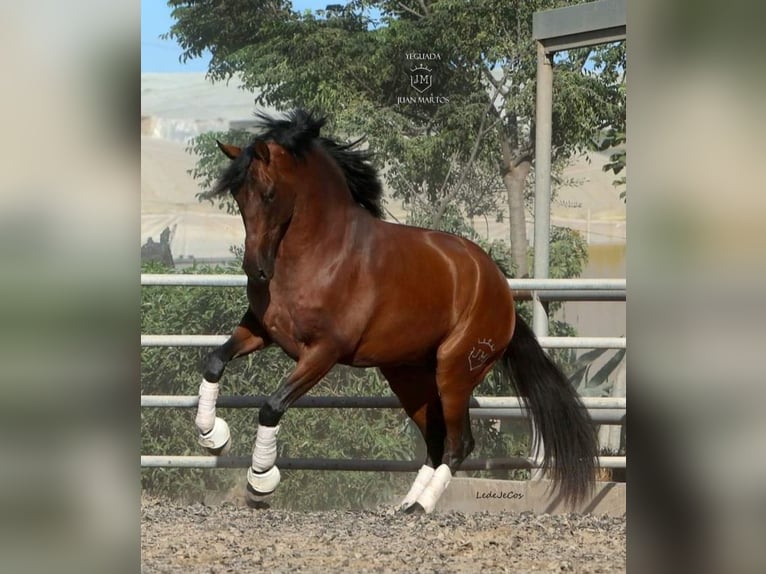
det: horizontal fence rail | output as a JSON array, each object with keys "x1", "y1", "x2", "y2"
[
  {"x1": 141, "y1": 395, "x2": 625, "y2": 409},
  {"x1": 513, "y1": 289, "x2": 625, "y2": 302},
  {"x1": 140, "y1": 455, "x2": 626, "y2": 470},
  {"x1": 141, "y1": 334, "x2": 626, "y2": 349},
  {"x1": 141, "y1": 275, "x2": 627, "y2": 471},
  {"x1": 141, "y1": 395, "x2": 626, "y2": 424},
  {"x1": 141, "y1": 274, "x2": 626, "y2": 291}
]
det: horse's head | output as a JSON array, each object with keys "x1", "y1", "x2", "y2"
[
  {"x1": 214, "y1": 139, "x2": 297, "y2": 282},
  {"x1": 212, "y1": 109, "x2": 384, "y2": 282}
]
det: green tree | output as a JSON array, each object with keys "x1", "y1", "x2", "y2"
[
  {"x1": 166, "y1": 0, "x2": 625, "y2": 276},
  {"x1": 589, "y1": 42, "x2": 626, "y2": 201}
]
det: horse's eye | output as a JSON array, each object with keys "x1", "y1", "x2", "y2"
[{"x1": 262, "y1": 185, "x2": 275, "y2": 204}]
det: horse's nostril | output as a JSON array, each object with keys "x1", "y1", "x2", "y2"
[{"x1": 242, "y1": 261, "x2": 269, "y2": 282}]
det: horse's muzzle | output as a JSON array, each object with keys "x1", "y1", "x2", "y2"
[
  {"x1": 243, "y1": 265, "x2": 269, "y2": 283},
  {"x1": 244, "y1": 233, "x2": 281, "y2": 283}
]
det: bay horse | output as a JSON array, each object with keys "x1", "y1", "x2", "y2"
[{"x1": 193, "y1": 109, "x2": 597, "y2": 513}]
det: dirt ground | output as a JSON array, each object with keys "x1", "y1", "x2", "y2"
[{"x1": 141, "y1": 496, "x2": 625, "y2": 573}]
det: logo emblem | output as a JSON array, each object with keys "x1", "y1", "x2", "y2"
[
  {"x1": 468, "y1": 339, "x2": 496, "y2": 371},
  {"x1": 410, "y1": 64, "x2": 433, "y2": 93}
]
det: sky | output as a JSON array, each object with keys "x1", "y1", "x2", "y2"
[{"x1": 141, "y1": 1, "x2": 343, "y2": 73}]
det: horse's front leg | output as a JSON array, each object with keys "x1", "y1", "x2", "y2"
[
  {"x1": 196, "y1": 310, "x2": 268, "y2": 454},
  {"x1": 246, "y1": 345, "x2": 337, "y2": 502}
]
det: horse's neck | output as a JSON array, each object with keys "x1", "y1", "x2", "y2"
[
  {"x1": 279, "y1": 150, "x2": 367, "y2": 262},
  {"x1": 291, "y1": 156, "x2": 360, "y2": 235},
  {"x1": 282, "y1": 187, "x2": 363, "y2": 258}
]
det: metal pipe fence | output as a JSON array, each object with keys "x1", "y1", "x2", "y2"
[
  {"x1": 141, "y1": 274, "x2": 626, "y2": 291},
  {"x1": 140, "y1": 395, "x2": 625, "y2": 409},
  {"x1": 141, "y1": 395, "x2": 626, "y2": 424},
  {"x1": 140, "y1": 455, "x2": 627, "y2": 470},
  {"x1": 141, "y1": 334, "x2": 626, "y2": 349},
  {"x1": 141, "y1": 275, "x2": 626, "y2": 471}
]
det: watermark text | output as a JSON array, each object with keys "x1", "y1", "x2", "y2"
[{"x1": 475, "y1": 490, "x2": 524, "y2": 500}]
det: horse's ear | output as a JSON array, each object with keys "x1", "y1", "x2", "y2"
[
  {"x1": 216, "y1": 140, "x2": 241, "y2": 160},
  {"x1": 253, "y1": 140, "x2": 270, "y2": 164}
]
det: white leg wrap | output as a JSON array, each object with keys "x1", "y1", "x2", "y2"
[
  {"x1": 251, "y1": 424, "x2": 280, "y2": 472},
  {"x1": 195, "y1": 379, "x2": 219, "y2": 435},
  {"x1": 415, "y1": 464, "x2": 452, "y2": 514},
  {"x1": 247, "y1": 465, "x2": 281, "y2": 496},
  {"x1": 400, "y1": 465, "x2": 435, "y2": 509}
]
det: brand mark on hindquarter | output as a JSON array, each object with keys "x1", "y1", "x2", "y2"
[{"x1": 468, "y1": 338, "x2": 495, "y2": 371}]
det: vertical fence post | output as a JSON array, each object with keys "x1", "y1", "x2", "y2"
[
  {"x1": 531, "y1": 40, "x2": 554, "y2": 480},
  {"x1": 533, "y1": 40, "x2": 553, "y2": 336}
]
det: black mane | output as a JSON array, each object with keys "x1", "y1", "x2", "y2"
[{"x1": 212, "y1": 109, "x2": 384, "y2": 219}]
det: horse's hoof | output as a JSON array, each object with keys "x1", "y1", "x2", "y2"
[
  {"x1": 245, "y1": 465, "x2": 280, "y2": 508},
  {"x1": 403, "y1": 502, "x2": 426, "y2": 515},
  {"x1": 198, "y1": 417, "x2": 231, "y2": 455},
  {"x1": 246, "y1": 498, "x2": 271, "y2": 510},
  {"x1": 397, "y1": 500, "x2": 417, "y2": 513},
  {"x1": 204, "y1": 439, "x2": 230, "y2": 456},
  {"x1": 245, "y1": 482, "x2": 274, "y2": 509}
]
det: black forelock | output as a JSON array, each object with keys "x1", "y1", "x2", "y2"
[{"x1": 210, "y1": 109, "x2": 384, "y2": 219}]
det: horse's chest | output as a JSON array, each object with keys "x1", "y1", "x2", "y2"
[{"x1": 258, "y1": 292, "x2": 328, "y2": 355}]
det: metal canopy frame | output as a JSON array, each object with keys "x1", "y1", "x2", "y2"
[
  {"x1": 528, "y1": 0, "x2": 626, "y2": 481},
  {"x1": 530, "y1": 0, "x2": 626, "y2": 336},
  {"x1": 533, "y1": 0, "x2": 626, "y2": 54}
]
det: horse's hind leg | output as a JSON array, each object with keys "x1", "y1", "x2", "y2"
[
  {"x1": 404, "y1": 349, "x2": 500, "y2": 514},
  {"x1": 379, "y1": 365, "x2": 445, "y2": 511},
  {"x1": 461, "y1": 406, "x2": 475, "y2": 463},
  {"x1": 196, "y1": 310, "x2": 268, "y2": 455}
]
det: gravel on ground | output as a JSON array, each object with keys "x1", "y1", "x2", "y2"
[{"x1": 141, "y1": 496, "x2": 625, "y2": 573}]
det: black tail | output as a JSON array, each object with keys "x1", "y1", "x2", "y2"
[{"x1": 501, "y1": 315, "x2": 598, "y2": 506}]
